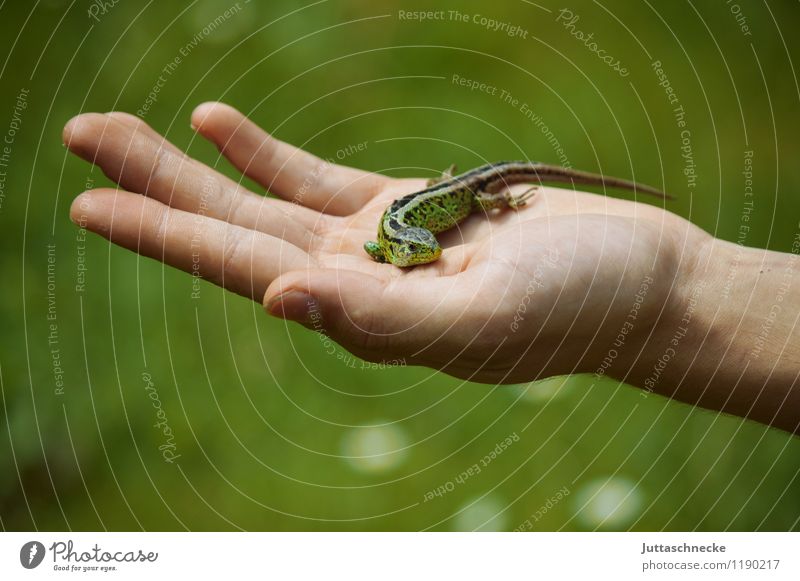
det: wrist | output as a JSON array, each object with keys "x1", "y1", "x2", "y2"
[{"x1": 628, "y1": 235, "x2": 800, "y2": 433}]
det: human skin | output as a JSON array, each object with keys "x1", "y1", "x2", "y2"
[{"x1": 62, "y1": 102, "x2": 800, "y2": 434}]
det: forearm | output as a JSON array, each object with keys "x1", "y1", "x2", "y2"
[{"x1": 625, "y1": 238, "x2": 800, "y2": 434}]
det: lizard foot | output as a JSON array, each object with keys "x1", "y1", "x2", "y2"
[{"x1": 507, "y1": 186, "x2": 539, "y2": 209}]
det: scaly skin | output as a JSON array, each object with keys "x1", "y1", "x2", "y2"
[{"x1": 365, "y1": 161, "x2": 669, "y2": 267}]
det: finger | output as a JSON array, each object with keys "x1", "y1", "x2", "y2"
[
  {"x1": 63, "y1": 113, "x2": 325, "y2": 246},
  {"x1": 262, "y1": 268, "x2": 465, "y2": 361},
  {"x1": 105, "y1": 111, "x2": 183, "y2": 156},
  {"x1": 191, "y1": 102, "x2": 389, "y2": 216},
  {"x1": 71, "y1": 188, "x2": 314, "y2": 300},
  {"x1": 109, "y1": 111, "x2": 331, "y2": 227}
]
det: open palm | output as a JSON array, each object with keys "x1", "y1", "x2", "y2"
[{"x1": 64, "y1": 102, "x2": 708, "y2": 384}]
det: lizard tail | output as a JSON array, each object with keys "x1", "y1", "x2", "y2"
[{"x1": 530, "y1": 164, "x2": 673, "y2": 200}]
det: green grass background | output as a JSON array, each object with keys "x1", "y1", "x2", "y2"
[{"x1": 1, "y1": 0, "x2": 799, "y2": 531}]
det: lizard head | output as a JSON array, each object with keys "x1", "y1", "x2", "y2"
[
  {"x1": 363, "y1": 240, "x2": 386, "y2": 263},
  {"x1": 386, "y1": 227, "x2": 442, "y2": 267}
]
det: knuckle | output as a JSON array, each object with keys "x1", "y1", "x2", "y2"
[
  {"x1": 152, "y1": 205, "x2": 170, "y2": 244},
  {"x1": 147, "y1": 145, "x2": 171, "y2": 191},
  {"x1": 220, "y1": 233, "x2": 246, "y2": 281},
  {"x1": 200, "y1": 173, "x2": 225, "y2": 215}
]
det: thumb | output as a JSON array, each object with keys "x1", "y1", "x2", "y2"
[{"x1": 263, "y1": 268, "x2": 455, "y2": 360}]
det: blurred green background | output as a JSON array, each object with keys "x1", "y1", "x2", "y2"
[{"x1": 1, "y1": 0, "x2": 799, "y2": 531}]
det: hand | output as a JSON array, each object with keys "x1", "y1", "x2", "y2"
[
  {"x1": 64, "y1": 103, "x2": 800, "y2": 434},
  {"x1": 62, "y1": 102, "x2": 708, "y2": 384}
]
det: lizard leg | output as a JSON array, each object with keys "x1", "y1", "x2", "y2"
[
  {"x1": 426, "y1": 163, "x2": 458, "y2": 187},
  {"x1": 474, "y1": 191, "x2": 507, "y2": 211},
  {"x1": 475, "y1": 186, "x2": 539, "y2": 211},
  {"x1": 507, "y1": 185, "x2": 539, "y2": 209}
]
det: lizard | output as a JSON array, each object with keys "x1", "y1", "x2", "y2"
[{"x1": 364, "y1": 161, "x2": 670, "y2": 267}]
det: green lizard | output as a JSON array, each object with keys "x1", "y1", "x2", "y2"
[{"x1": 364, "y1": 161, "x2": 669, "y2": 267}]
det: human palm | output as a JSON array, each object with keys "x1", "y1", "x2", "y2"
[{"x1": 64, "y1": 102, "x2": 709, "y2": 384}]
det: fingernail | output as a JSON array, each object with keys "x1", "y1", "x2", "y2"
[{"x1": 266, "y1": 290, "x2": 317, "y2": 323}]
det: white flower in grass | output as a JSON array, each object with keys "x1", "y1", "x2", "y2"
[
  {"x1": 453, "y1": 495, "x2": 509, "y2": 531},
  {"x1": 340, "y1": 421, "x2": 409, "y2": 474},
  {"x1": 573, "y1": 476, "x2": 644, "y2": 529}
]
